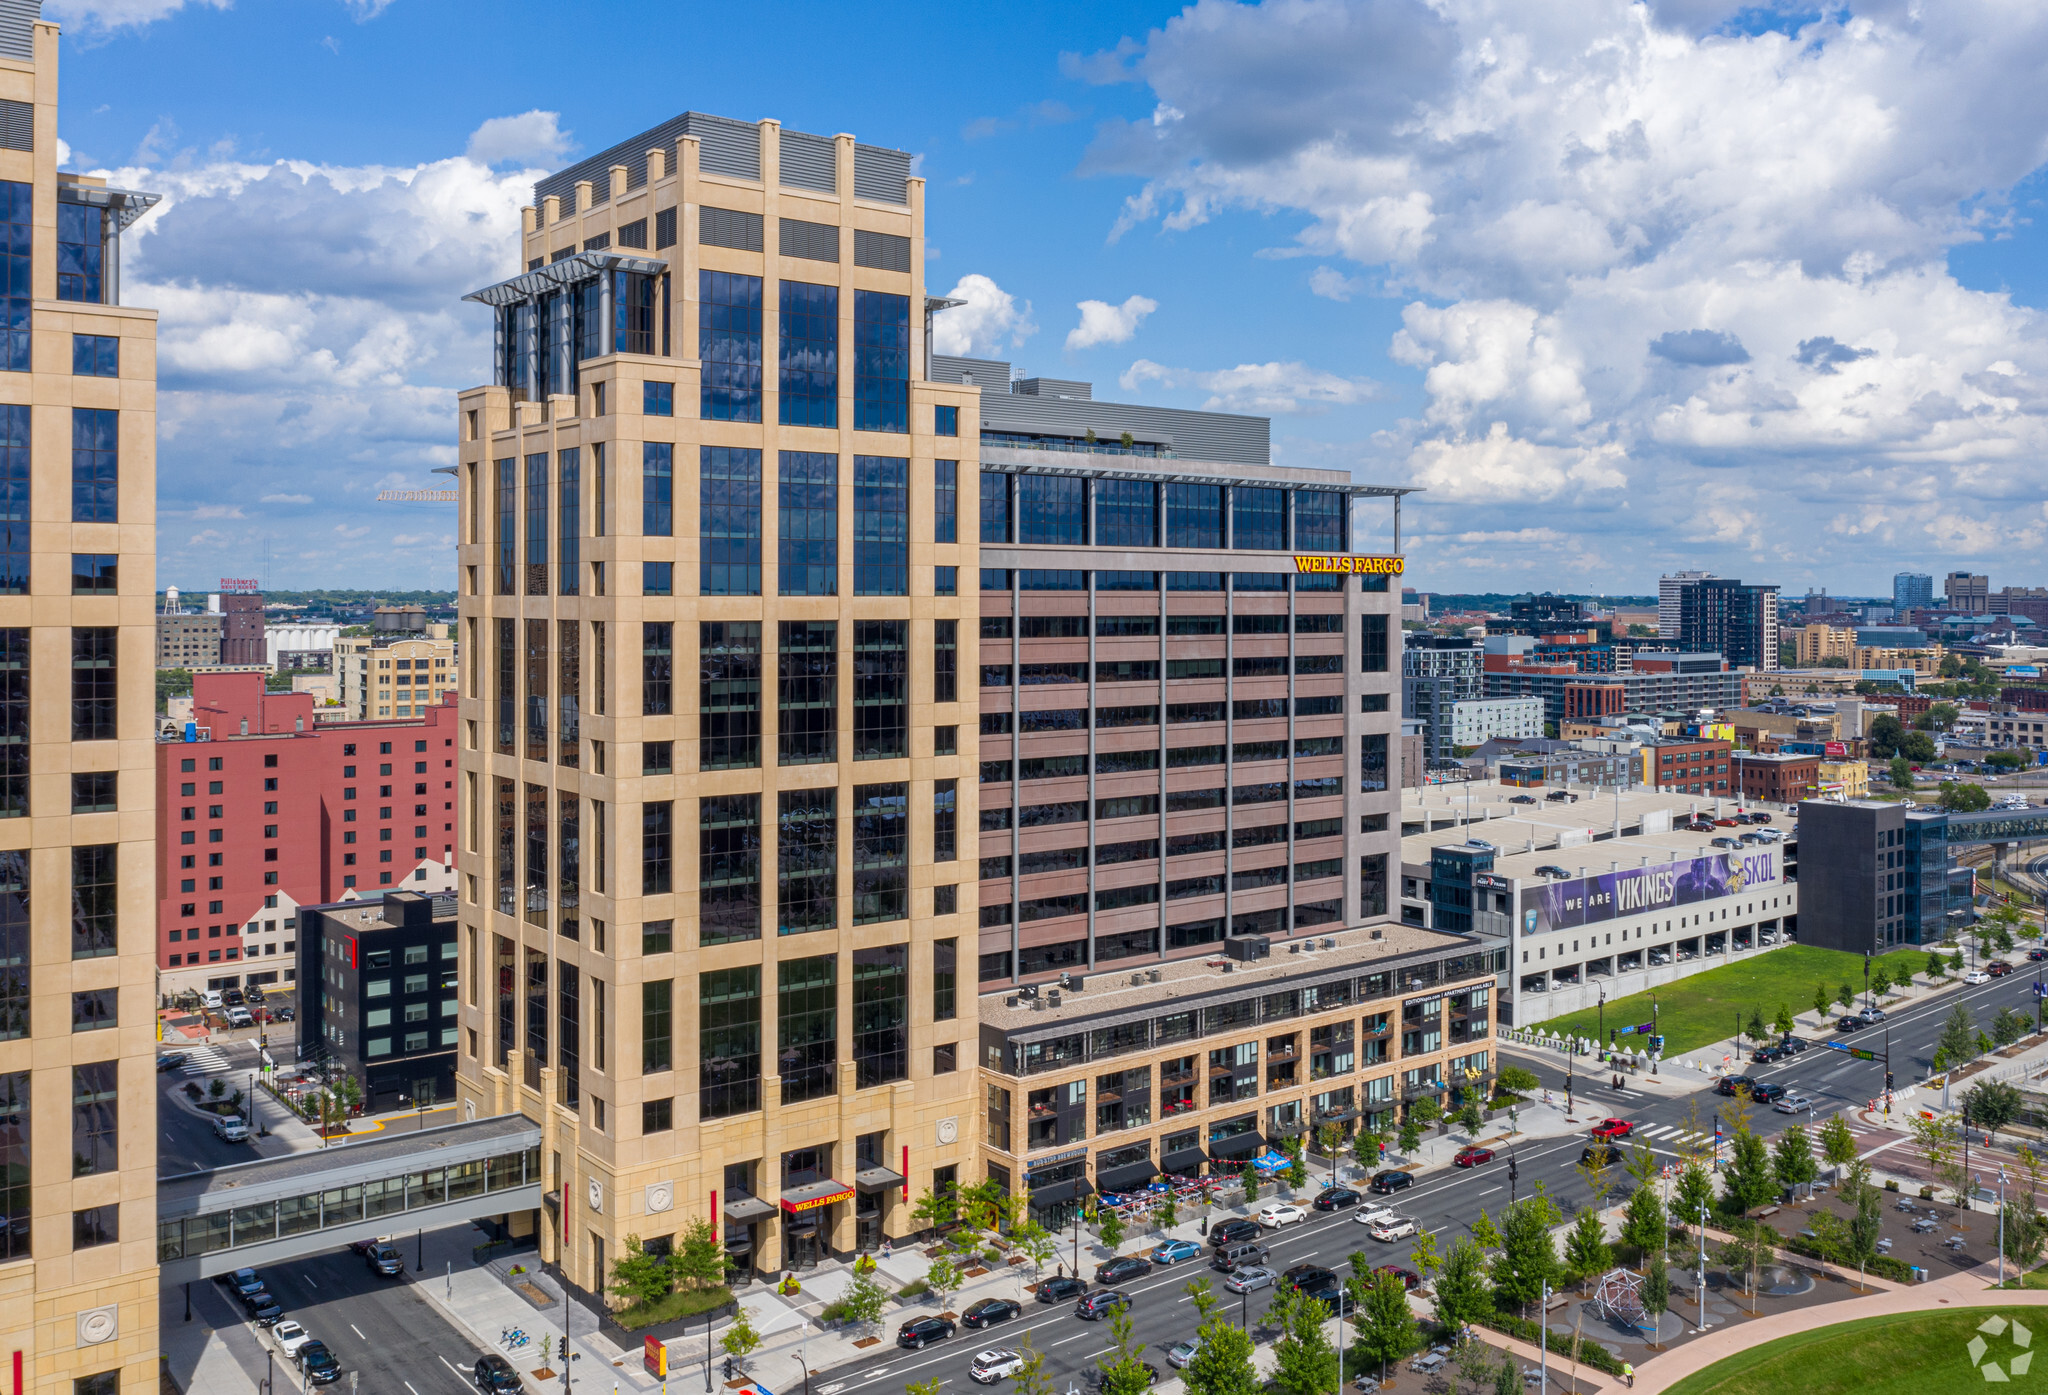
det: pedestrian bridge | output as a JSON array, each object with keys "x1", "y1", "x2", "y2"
[{"x1": 156, "y1": 1113, "x2": 543, "y2": 1284}]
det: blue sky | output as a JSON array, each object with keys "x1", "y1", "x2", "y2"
[{"x1": 49, "y1": 0, "x2": 2048, "y2": 597}]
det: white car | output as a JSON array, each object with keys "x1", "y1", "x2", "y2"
[
  {"x1": 1773, "y1": 1094, "x2": 1813, "y2": 1114},
  {"x1": 1166, "y1": 1339, "x2": 1202, "y2": 1370},
  {"x1": 200, "y1": 990, "x2": 223, "y2": 1010},
  {"x1": 226, "y1": 1007, "x2": 254, "y2": 1028},
  {"x1": 271, "y1": 1321, "x2": 313, "y2": 1358},
  {"x1": 212, "y1": 1116, "x2": 251, "y2": 1143},
  {"x1": 1370, "y1": 1218, "x2": 1418, "y2": 1242},
  {"x1": 1256, "y1": 1203, "x2": 1306, "y2": 1229},
  {"x1": 1965, "y1": 970, "x2": 1992, "y2": 985},
  {"x1": 970, "y1": 1350, "x2": 1024, "y2": 1385},
  {"x1": 1355, "y1": 1204, "x2": 1400, "y2": 1228}
]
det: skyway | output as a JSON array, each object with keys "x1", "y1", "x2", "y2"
[
  {"x1": 156, "y1": 1113, "x2": 542, "y2": 1284},
  {"x1": 1932, "y1": 807, "x2": 2048, "y2": 846}
]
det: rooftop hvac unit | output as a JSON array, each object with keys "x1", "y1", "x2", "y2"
[
  {"x1": 1226, "y1": 936, "x2": 1271, "y2": 963},
  {"x1": 1006, "y1": 996, "x2": 1020, "y2": 1008},
  {"x1": 1018, "y1": 984, "x2": 1039, "y2": 1000},
  {"x1": 1147, "y1": 969, "x2": 1162, "y2": 983},
  {"x1": 1321, "y1": 938, "x2": 1337, "y2": 950},
  {"x1": 1048, "y1": 989, "x2": 1063, "y2": 1007},
  {"x1": 1131, "y1": 974, "x2": 1145, "y2": 987},
  {"x1": 1069, "y1": 974, "x2": 1086, "y2": 992}
]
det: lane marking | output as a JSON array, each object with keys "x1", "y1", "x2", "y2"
[
  {"x1": 1050, "y1": 1333, "x2": 1093, "y2": 1348},
  {"x1": 405, "y1": 1384, "x2": 421, "y2": 1395},
  {"x1": 351, "y1": 1324, "x2": 366, "y2": 1340}
]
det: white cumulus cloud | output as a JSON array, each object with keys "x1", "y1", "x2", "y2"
[
  {"x1": 465, "y1": 110, "x2": 573, "y2": 168},
  {"x1": 932, "y1": 274, "x2": 1037, "y2": 358},
  {"x1": 1120, "y1": 358, "x2": 1383, "y2": 415},
  {"x1": 46, "y1": 0, "x2": 228, "y2": 34},
  {"x1": 1065, "y1": 294, "x2": 1157, "y2": 350}
]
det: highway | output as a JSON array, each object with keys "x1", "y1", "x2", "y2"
[{"x1": 810, "y1": 965, "x2": 2048, "y2": 1395}]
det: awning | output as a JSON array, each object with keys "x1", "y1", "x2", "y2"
[
  {"x1": 1208, "y1": 1132, "x2": 1265, "y2": 1161},
  {"x1": 855, "y1": 1165, "x2": 907, "y2": 1193},
  {"x1": 1096, "y1": 1161, "x2": 1158, "y2": 1194},
  {"x1": 724, "y1": 1235, "x2": 755, "y2": 1256},
  {"x1": 1160, "y1": 1148, "x2": 1207, "y2": 1176},
  {"x1": 780, "y1": 1180, "x2": 855, "y2": 1214},
  {"x1": 724, "y1": 1195, "x2": 778, "y2": 1224},
  {"x1": 1026, "y1": 1178, "x2": 1094, "y2": 1209}
]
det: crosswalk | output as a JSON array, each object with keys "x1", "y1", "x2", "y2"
[
  {"x1": 174, "y1": 1045, "x2": 230, "y2": 1074},
  {"x1": 1627, "y1": 1124, "x2": 1702, "y2": 1143}
]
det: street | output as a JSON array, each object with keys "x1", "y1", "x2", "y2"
[{"x1": 807, "y1": 963, "x2": 2048, "y2": 1395}]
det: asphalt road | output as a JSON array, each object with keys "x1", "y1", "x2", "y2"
[
  {"x1": 157, "y1": 1029, "x2": 314, "y2": 1176},
  {"x1": 810, "y1": 965, "x2": 2048, "y2": 1395},
  {"x1": 191, "y1": 1242, "x2": 483, "y2": 1395}
]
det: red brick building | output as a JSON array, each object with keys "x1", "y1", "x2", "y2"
[
  {"x1": 1731, "y1": 750, "x2": 1819, "y2": 804},
  {"x1": 155, "y1": 672, "x2": 459, "y2": 997},
  {"x1": 1644, "y1": 736, "x2": 1733, "y2": 796}
]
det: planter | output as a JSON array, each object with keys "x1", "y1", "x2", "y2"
[
  {"x1": 853, "y1": 1337, "x2": 880, "y2": 1349},
  {"x1": 964, "y1": 1267, "x2": 989, "y2": 1279}
]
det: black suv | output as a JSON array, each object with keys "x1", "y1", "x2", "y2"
[
  {"x1": 1281, "y1": 1263, "x2": 1336, "y2": 1292},
  {"x1": 1751, "y1": 1083, "x2": 1787, "y2": 1104},
  {"x1": 1208, "y1": 1218, "x2": 1262, "y2": 1248},
  {"x1": 1580, "y1": 1143, "x2": 1620, "y2": 1168},
  {"x1": 1778, "y1": 1036, "x2": 1809, "y2": 1055},
  {"x1": 474, "y1": 1356, "x2": 522, "y2": 1394},
  {"x1": 1369, "y1": 1171, "x2": 1415, "y2": 1195},
  {"x1": 1035, "y1": 1275, "x2": 1087, "y2": 1304},
  {"x1": 1835, "y1": 1016, "x2": 1867, "y2": 1033},
  {"x1": 1716, "y1": 1075, "x2": 1758, "y2": 1096},
  {"x1": 1076, "y1": 1291, "x2": 1131, "y2": 1321},
  {"x1": 898, "y1": 1317, "x2": 955, "y2": 1350}
]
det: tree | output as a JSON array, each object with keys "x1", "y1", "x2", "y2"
[
  {"x1": 1352, "y1": 1128, "x2": 1384, "y2": 1173},
  {"x1": 925, "y1": 1256, "x2": 962, "y2": 1309},
  {"x1": 720, "y1": 1304, "x2": 762, "y2": 1365},
  {"x1": 1746, "y1": 1008, "x2": 1767, "y2": 1043},
  {"x1": 1950, "y1": 950, "x2": 1966, "y2": 974},
  {"x1": 1620, "y1": 1181, "x2": 1667, "y2": 1261},
  {"x1": 1575, "y1": 1149, "x2": 1618, "y2": 1216},
  {"x1": 1013, "y1": 1217, "x2": 1056, "y2": 1275},
  {"x1": 1469, "y1": 1209, "x2": 1502, "y2": 1253},
  {"x1": 609, "y1": 1234, "x2": 674, "y2": 1309},
  {"x1": 1184, "y1": 1312, "x2": 1258, "y2": 1395},
  {"x1": 1316, "y1": 1123, "x2": 1345, "y2": 1165},
  {"x1": 1772, "y1": 1003, "x2": 1795, "y2": 1037},
  {"x1": 1966, "y1": 1080, "x2": 2025, "y2": 1147},
  {"x1": 1238, "y1": 1164, "x2": 1260, "y2": 1206},
  {"x1": 1096, "y1": 1307, "x2": 1153, "y2": 1395},
  {"x1": 1155, "y1": 1196, "x2": 1179, "y2": 1232},
  {"x1": 1410, "y1": 1096, "x2": 1443, "y2": 1131},
  {"x1": 1496, "y1": 1066, "x2": 1541, "y2": 1098},
  {"x1": 1674, "y1": 1161, "x2": 1717, "y2": 1234},
  {"x1": 1455, "y1": 1102, "x2": 1486, "y2": 1141},
  {"x1": 1492, "y1": 1195, "x2": 1562, "y2": 1317},
  {"x1": 1772, "y1": 1124, "x2": 1818, "y2": 1195},
  {"x1": 1715, "y1": 1221, "x2": 1775, "y2": 1315},
  {"x1": 1819, "y1": 1115, "x2": 1859, "y2": 1182},
  {"x1": 1722, "y1": 1127, "x2": 1778, "y2": 1215},
  {"x1": 1845, "y1": 1186, "x2": 1885, "y2": 1291},
  {"x1": 1096, "y1": 1207, "x2": 1125, "y2": 1253},
  {"x1": 1901, "y1": 730, "x2": 1937, "y2": 762},
  {"x1": 1870, "y1": 964, "x2": 1893, "y2": 999},
  {"x1": 909, "y1": 1381, "x2": 945, "y2": 1395},
  {"x1": 1939, "y1": 1003, "x2": 1979, "y2": 1068},
  {"x1": 1012, "y1": 1338, "x2": 1059, "y2": 1395},
  {"x1": 1869, "y1": 714, "x2": 1906, "y2": 757},
  {"x1": 1410, "y1": 1229, "x2": 1442, "y2": 1288},
  {"x1": 1433, "y1": 1239, "x2": 1492, "y2": 1332},
  {"x1": 1641, "y1": 1253, "x2": 1670, "y2": 1344},
  {"x1": 1283, "y1": 1155, "x2": 1310, "y2": 1191},
  {"x1": 1811, "y1": 981, "x2": 1831, "y2": 1019},
  {"x1": 1398, "y1": 1116, "x2": 1425, "y2": 1154},
  {"x1": 1993, "y1": 1007, "x2": 2030, "y2": 1047},
  {"x1": 1270, "y1": 1288, "x2": 1338, "y2": 1395},
  {"x1": 1889, "y1": 756, "x2": 1914, "y2": 790},
  {"x1": 1926, "y1": 702, "x2": 1960, "y2": 730},
  {"x1": 959, "y1": 1178, "x2": 1009, "y2": 1232},
  {"x1": 1836, "y1": 983, "x2": 1856, "y2": 1012},
  {"x1": 1563, "y1": 1206, "x2": 1610, "y2": 1285},
  {"x1": 842, "y1": 1270, "x2": 889, "y2": 1338},
  {"x1": 1355, "y1": 1273, "x2": 1418, "y2": 1386},
  {"x1": 1184, "y1": 1276, "x2": 1219, "y2": 1322},
  {"x1": 910, "y1": 1181, "x2": 958, "y2": 1233},
  {"x1": 1940, "y1": 781, "x2": 1992, "y2": 812},
  {"x1": 1927, "y1": 950, "x2": 1947, "y2": 980}
]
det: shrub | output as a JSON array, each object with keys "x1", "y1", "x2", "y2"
[{"x1": 1476, "y1": 1313, "x2": 1624, "y2": 1376}]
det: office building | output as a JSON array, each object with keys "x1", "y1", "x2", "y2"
[
  {"x1": 1677, "y1": 579, "x2": 1779, "y2": 671},
  {"x1": 154, "y1": 673, "x2": 459, "y2": 999},
  {"x1": 1731, "y1": 750, "x2": 1818, "y2": 804},
  {"x1": 335, "y1": 627, "x2": 458, "y2": 720},
  {"x1": 297, "y1": 891, "x2": 459, "y2": 1110},
  {"x1": 1448, "y1": 697, "x2": 1542, "y2": 751},
  {"x1": 1402, "y1": 635, "x2": 1480, "y2": 764},
  {"x1": 154, "y1": 611, "x2": 220, "y2": 669},
  {"x1": 1642, "y1": 736, "x2": 1733, "y2": 796},
  {"x1": 1483, "y1": 659, "x2": 1742, "y2": 725},
  {"x1": 219, "y1": 590, "x2": 263, "y2": 666},
  {"x1": 0, "y1": 9, "x2": 164, "y2": 1390},
  {"x1": 1658, "y1": 571, "x2": 1713, "y2": 639},
  {"x1": 1947, "y1": 572, "x2": 1990, "y2": 613},
  {"x1": 1893, "y1": 572, "x2": 1933, "y2": 614}
]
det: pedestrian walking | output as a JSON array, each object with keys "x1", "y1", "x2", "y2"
[{"x1": 1623, "y1": 1361, "x2": 1635, "y2": 1387}]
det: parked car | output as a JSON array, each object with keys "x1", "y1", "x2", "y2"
[
  {"x1": 1989, "y1": 962, "x2": 2016, "y2": 978},
  {"x1": 1509, "y1": 794, "x2": 1537, "y2": 805},
  {"x1": 1222, "y1": 1265, "x2": 1275, "y2": 1293},
  {"x1": 1167, "y1": 1338, "x2": 1203, "y2": 1370},
  {"x1": 1751, "y1": 1083, "x2": 1788, "y2": 1104},
  {"x1": 897, "y1": 1317, "x2": 955, "y2": 1350},
  {"x1": 1964, "y1": 970, "x2": 1992, "y2": 985},
  {"x1": 365, "y1": 1242, "x2": 404, "y2": 1277},
  {"x1": 1148, "y1": 1239, "x2": 1202, "y2": 1266},
  {"x1": 970, "y1": 1350, "x2": 1026, "y2": 1386},
  {"x1": 156, "y1": 1053, "x2": 187, "y2": 1072},
  {"x1": 1751, "y1": 1044, "x2": 1784, "y2": 1065},
  {"x1": 213, "y1": 1116, "x2": 251, "y2": 1143},
  {"x1": 273, "y1": 1322, "x2": 314, "y2": 1361},
  {"x1": 1369, "y1": 1217, "x2": 1418, "y2": 1242},
  {"x1": 1836, "y1": 1015, "x2": 1869, "y2": 1032},
  {"x1": 1778, "y1": 1036, "x2": 1810, "y2": 1055},
  {"x1": 1095, "y1": 1256, "x2": 1153, "y2": 1286},
  {"x1": 1453, "y1": 1147, "x2": 1495, "y2": 1168},
  {"x1": 1710, "y1": 837, "x2": 1742, "y2": 849},
  {"x1": 224, "y1": 988, "x2": 245, "y2": 1007},
  {"x1": 271, "y1": 1004, "x2": 296, "y2": 1022},
  {"x1": 1297, "y1": 1276, "x2": 1355, "y2": 1316},
  {"x1": 1374, "y1": 1265, "x2": 1421, "y2": 1291},
  {"x1": 1747, "y1": 812, "x2": 1773, "y2": 824},
  {"x1": 1257, "y1": 1203, "x2": 1307, "y2": 1229},
  {"x1": 1208, "y1": 1218, "x2": 1263, "y2": 1248},
  {"x1": 1535, "y1": 865, "x2": 1571, "y2": 879},
  {"x1": 1313, "y1": 1187, "x2": 1362, "y2": 1211},
  {"x1": 1075, "y1": 1291, "x2": 1130, "y2": 1321},
  {"x1": 1717, "y1": 1075, "x2": 1758, "y2": 1097},
  {"x1": 296, "y1": 1342, "x2": 342, "y2": 1386},
  {"x1": 1859, "y1": 1006, "x2": 1888, "y2": 1022},
  {"x1": 200, "y1": 990, "x2": 223, "y2": 1010},
  {"x1": 1685, "y1": 821, "x2": 1716, "y2": 832},
  {"x1": 229, "y1": 1269, "x2": 265, "y2": 1298},
  {"x1": 1369, "y1": 1170, "x2": 1415, "y2": 1195},
  {"x1": 1589, "y1": 1118, "x2": 1632, "y2": 1140},
  {"x1": 1773, "y1": 1094, "x2": 1813, "y2": 1114},
  {"x1": 244, "y1": 1293, "x2": 284, "y2": 1326},
  {"x1": 1034, "y1": 1276, "x2": 1086, "y2": 1304},
  {"x1": 961, "y1": 1299, "x2": 1022, "y2": 1330},
  {"x1": 2028, "y1": 948, "x2": 2048, "y2": 963},
  {"x1": 472, "y1": 1355, "x2": 521, "y2": 1393},
  {"x1": 1713, "y1": 818, "x2": 1740, "y2": 827}
]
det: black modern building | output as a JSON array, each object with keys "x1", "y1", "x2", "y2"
[
  {"x1": 1678, "y1": 579, "x2": 1780, "y2": 672},
  {"x1": 1794, "y1": 799, "x2": 1995, "y2": 952},
  {"x1": 298, "y1": 890, "x2": 459, "y2": 1108}
]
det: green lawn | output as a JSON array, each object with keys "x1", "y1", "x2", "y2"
[
  {"x1": 1530, "y1": 944, "x2": 1937, "y2": 1056},
  {"x1": 1660, "y1": 1307, "x2": 2044, "y2": 1395}
]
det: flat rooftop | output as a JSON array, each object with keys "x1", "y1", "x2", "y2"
[
  {"x1": 158, "y1": 1113, "x2": 539, "y2": 1211},
  {"x1": 1401, "y1": 778, "x2": 1797, "y2": 875},
  {"x1": 978, "y1": 918, "x2": 1480, "y2": 1036}
]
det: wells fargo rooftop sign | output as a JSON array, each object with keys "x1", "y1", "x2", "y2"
[{"x1": 1292, "y1": 554, "x2": 1404, "y2": 575}]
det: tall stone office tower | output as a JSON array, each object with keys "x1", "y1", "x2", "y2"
[
  {"x1": 455, "y1": 115, "x2": 983, "y2": 1282},
  {"x1": 0, "y1": 8, "x2": 162, "y2": 1393}
]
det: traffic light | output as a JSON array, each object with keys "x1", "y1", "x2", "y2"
[
  {"x1": 1886, "y1": 1071, "x2": 1895, "y2": 1092},
  {"x1": 1508, "y1": 1156, "x2": 1519, "y2": 1184}
]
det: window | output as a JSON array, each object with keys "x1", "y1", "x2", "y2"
[
  {"x1": 935, "y1": 404, "x2": 959, "y2": 436},
  {"x1": 642, "y1": 801, "x2": 673, "y2": 895},
  {"x1": 1361, "y1": 614, "x2": 1389, "y2": 673},
  {"x1": 853, "y1": 289, "x2": 909, "y2": 432},
  {"x1": 57, "y1": 201, "x2": 103, "y2": 302},
  {"x1": 853, "y1": 455, "x2": 908, "y2": 595},
  {"x1": 642, "y1": 920, "x2": 673, "y2": 955},
  {"x1": 642, "y1": 561, "x2": 672, "y2": 596},
  {"x1": 71, "y1": 409, "x2": 118, "y2": 523},
  {"x1": 777, "y1": 450, "x2": 837, "y2": 596},
  {"x1": 935, "y1": 459, "x2": 957, "y2": 543},
  {"x1": 934, "y1": 938, "x2": 957, "y2": 1021},
  {"x1": 699, "y1": 794, "x2": 761, "y2": 945},
  {"x1": 852, "y1": 783, "x2": 908, "y2": 925},
  {"x1": 853, "y1": 619, "x2": 908, "y2": 758},
  {"x1": 0, "y1": 409, "x2": 25, "y2": 596},
  {"x1": 700, "y1": 270, "x2": 764, "y2": 422},
  {"x1": 779, "y1": 280, "x2": 838, "y2": 426},
  {"x1": 642, "y1": 741, "x2": 673, "y2": 775},
  {"x1": 1018, "y1": 474, "x2": 1085, "y2": 545},
  {"x1": 935, "y1": 883, "x2": 956, "y2": 915},
  {"x1": 1233, "y1": 486, "x2": 1286, "y2": 550},
  {"x1": 71, "y1": 845, "x2": 116, "y2": 959},
  {"x1": 700, "y1": 446, "x2": 762, "y2": 596},
  {"x1": 71, "y1": 1061, "x2": 116, "y2": 1176},
  {"x1": 778, "y1": 621, "x2": 837, "y2": 765},
  {"x1": 644, "y1": 381, "x2": 673, "y2": 416},
  {"x1": 777, "y1": 789, "x2": 835, "y2": 935},
  {"x1": 558, "y1": 448, "x2": 580, "y2": 598},
  {"x1": 933, "y1": 777, "x2": 959, "y2": 863},
  {"x1": 524, "y1": 452, "x2": 549, "y2": 594},
  {"x1": 778, "y1": 955, "x2": 837, "y2": 1103},
  {"x1": 980, "y1": 471, "x2": 1010, "y2": 543},
  {"x1": 642, "y1": 1098, "x2": 673, "y2": 1134},
  {"x1": 72, "y1": 334, "x2": 117, "y2": 377},
  {"x1": 700, "y1": 622, "x2": 762, "y2": 769},
  {"x1": 641, "y1": 979, "x2": 673, "y2": 1073},
  {"x1": 642, "y1": 623, "x2": 672, "y2": 715},
  {"x1": 70, "y1": 989, "x2": 114, "y2": 1033},
  {"x1": 934, "y1": 619, "x2": 957, "y2": 703},
  {"x1": 936, "y1": 565, "x2": 957, "y2": 595},
  {"x1": 698, "y1": 967, "x2": 760, "y2": 1118},
  {"x1": 1165, "y1": 483, "x2": 1223, "y2": 548},
  {"x1": 642, "y1": 443, "x2": 673, "y2": 537},
  {"x1": 494, "y1": 457, "x2": 517, "y2": 594},
  {"x1": 852, "y1": 944, "x2": 908, "y2": 1087},
  {"x1": 0, "y1": 184, "x2": 25, "y2": 370},
  {"x1": 70, "y1": 771, "x2": 116, "y2": 813},
  {"x1": 1096, "y1": 479, "x2": 1156, "y2": 548},
  {"x1": 72, "y1": 1203, "x2": 116, "y2": 1251}
]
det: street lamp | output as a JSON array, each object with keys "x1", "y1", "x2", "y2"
[{"x1": 1695, "y1": 1201, "x2": 1709, "y2": 1333}]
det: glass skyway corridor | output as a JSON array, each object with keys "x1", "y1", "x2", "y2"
[{"x1": 157, "y1": 1113, "x2": 543, "y2": 1283}]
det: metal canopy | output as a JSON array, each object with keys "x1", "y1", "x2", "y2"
[
  {"x1": 978, "y1": 457, "x2": 1418, "y2": 499},
  {"x1": 854, "y1": 1165, "x2": 907, "y2": 1193},
  {"x1": 724, "y1": 1195, "x2": 778, "y2": 1223},
  {"x1": 57, "y1": 182, "x2": 161, "y2": 232},
  {"x1": 463, "y1": 251, "x2": 669, "y2": 307}
]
